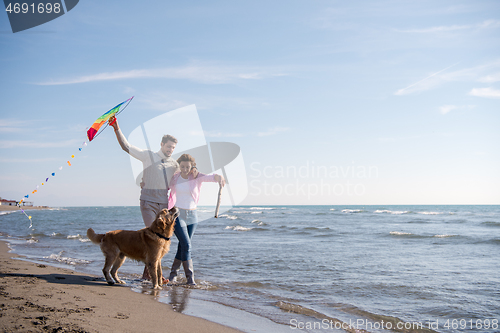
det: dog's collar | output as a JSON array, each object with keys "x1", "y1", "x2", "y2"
[{"x1": 155, "y1": 232, "x2": 170, "y2": 241}]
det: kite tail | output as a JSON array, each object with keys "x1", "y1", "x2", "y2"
[{"x1": 87, "y1": 228, "x2": 104, "y2": 244}]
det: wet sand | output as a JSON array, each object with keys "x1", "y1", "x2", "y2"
[{"x1": 0, "y1": 240, "x2": 241, "y2": 333}]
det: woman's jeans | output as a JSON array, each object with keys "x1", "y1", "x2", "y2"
[{"x1": 173, "y1": 209, "x2": 198, "y2": 261}]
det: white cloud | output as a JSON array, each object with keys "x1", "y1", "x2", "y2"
[
  {"x1": 439, "y1": 105, "x2": 457, "y2": 115},
  {"x1": 191, "y1": 126, "x2": 291, "y2": 138},
  {"x1": 0, "y1": 157, "x2": 58, "y2": 163},
  {"x1": 0, "y1": 119, "x2": 31, "y2": 133},
  {"x1": 0, "y1": 139, "x2": 81, "y2": 149},
  {"x1": 394, "y1": 63, "x2": 459, "y2": 95},
  {"x1": 36, "y1": 64, "x2": 286, "y2": 86},
  {"x1": 438, "y1": 104, "x2": 475, "y2": 115},
  {"x1": 189, "y1": 130, "x2": 244, "y2": 138},
  {"x1": 395, "y1": 60, "x2": 500, "y2": 96},
  {"x1": 399, "y1": 24, "x2": 471, "y2": 33},
  {"x1": 468, "y1": 87, "x2": 500, "y2": 99},
  {"x1": 478, "y1": 73, "x2": 500, "y2": 83},
  {"x1": 398, "y1": 19, "x2": 500, "y2": 33},
  {"x1": 257, "y1": 127, "x2": 291, "y2": 137}
]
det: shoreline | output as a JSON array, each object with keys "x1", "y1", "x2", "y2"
[
  {"x1": 0, "y1": 239, "x2": 243, "y2": 333},
  {"x1": 0, "y1": 205, "x2": 51, "y2": 211}
]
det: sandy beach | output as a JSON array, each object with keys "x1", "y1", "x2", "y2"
[
  {"x1": 0, "y1": 206, "x2": 50, "y2": 212},
  {"x1": 0, "y1": 240, "x2": 241, "y2": 333}
]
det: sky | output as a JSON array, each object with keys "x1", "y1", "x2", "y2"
[{"x1": 0, "y1": 0, "x2": 499, "y2": 207}]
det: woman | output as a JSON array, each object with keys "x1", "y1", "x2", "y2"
[{"x1": 167, "y1": 153, "x2": 225, "y2": 285}]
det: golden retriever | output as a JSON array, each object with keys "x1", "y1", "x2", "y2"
[{"x1": 87, "y1": 207, "x2": 179, "y2": 289}]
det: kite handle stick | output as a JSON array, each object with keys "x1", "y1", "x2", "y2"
[
  {"x1": 214, "y1": 183, "x2": 222, "y2": 218},
  {"x1": 109, "y1": 117, "x2": 117, "y2": 127}
]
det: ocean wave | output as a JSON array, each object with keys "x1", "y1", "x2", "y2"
[
  {"x1": 274, "y1": 301, "x2": 365, "y2": 332},
  {"x1": 232, "y1": 281, "x2": 272, "y2": 288},
  {"x1": 390, "y1": 232, "x2": 460, "y2": 239},
  {"x1": 375, "y1": 210, "x2": 410, "y2": 215},
  {"x1": 67, "y1": 234, "x2": 84, "y2": 240},
  {"x1": 249, "y1": 207, "x2": 275, "y2": 210},
  {"x1": 66, "y1": 234, "x2": 90, "y2": 243},
  {"x1": 44, "y1": 251, "x2": 91, "y2": 265},
  {"x1": 218, "y1": 214, "x2": 239, "y2": 220},
  {"x1": 0, "y1": 211, "x2": 17, "y2": 216},
  {"x1": 225, "y1": 226, "x2": 252, "y2": 231},
  {"x1": 390, "y1": 231, "x2": 413, "y2": 236},
  {"x1": 481, "y1": 221, "x2": 500, "y2": 227},
  {"x1": 329, "y1": 208, "x2": 336, "y2": 211},
  {"x1": 304, "y1": 226, "x2": 331, "y2": 231},
  {"x1": 341, "y1": 209, "x2": 363, "y2": 213},
  {"x1": 475, "y1": 238, "x2": 500, "y2": 245},
  {"x1": 251, "y1": 219, "x2": 267, "y2": 226},
  {"x1": 250, "y1": 211, "x2": 262, "y2": 214},
  {"x1": 418, "y1": 212, "x2": 442, "y2": 215},
  {"x1": 28, "y1": 232, "x2": 47, "y2": 238}
]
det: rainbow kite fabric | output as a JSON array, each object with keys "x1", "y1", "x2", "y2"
[{"x1": 87, "y1": 97, "x2": 134, "y2": 141}]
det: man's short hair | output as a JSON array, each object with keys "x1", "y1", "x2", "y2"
[{"x1": 162, "y1": 134, "x2": 178, "y2": 144}]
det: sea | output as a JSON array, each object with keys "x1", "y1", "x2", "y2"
[{"x1": 1, "y1": 205, "x2": 499, "y2": 333}]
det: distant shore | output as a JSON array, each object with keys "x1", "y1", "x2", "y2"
[{"x1": 0, "y1": 205, "x2": 51, "y2": 211}]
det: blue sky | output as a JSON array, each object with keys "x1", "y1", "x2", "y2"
[{"x1": 1, "y1": 0, "x2": 499, "y2": 206}]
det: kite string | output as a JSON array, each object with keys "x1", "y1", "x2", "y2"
[
  {"x1": 17, "y1": 96, "x2": 134, "y2": 227},
  {"x1": 17, "y1": 140, "x2": 88, "y2": 227}
]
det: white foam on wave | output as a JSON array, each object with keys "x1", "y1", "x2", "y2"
[
  {"x1": 251, "y1": 211, "x2": 262, "y2": 214},
  {"x1": 44, "y1": 251, "x2": 91, "y2": 265},
  {"x1": 418, "y1": 212, "x2": 442, "y2": 215},
  {"x1": 329, "y1": 209, "x2": 336, "y2": 211},
  {"x1": 433, "y1": 234, "x2": 458, "y2": 238},
  {"x1": 251, "y1": 219, "x2": 266, "y2": 226},
  {"x1": 249, "y1": 207, "x2": 274, "y2": 210},
  {"x1": 219, "y1": 214, "x2": 238, "y2": 220},
  {"x1": 0, "y1": 211, "x2": 16, "y2": 216},
  {"x1": 342, "y1": 209, "x2": 363, "y2": 213},
  {"x1": 67, "y1": 234, "x2": 82, "y2": 239},
  {"x1": 390, "y1": 231, "x2": 413, "y2": 236},
  {"x1": 375, "y1": 210, "x2": 409, "y2": 215},
  {"x1": 225, "y1": 225, "x2": 252, "y2": 231}
]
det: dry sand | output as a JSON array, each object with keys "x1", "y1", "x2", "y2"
[{"x1": 0, "y1": 240, "x2": 242, "y2": 333}]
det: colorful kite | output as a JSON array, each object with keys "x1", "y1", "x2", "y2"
[
  {"x1": 87, "y1": 97, "x2": 134, "y2": 141},
  {"x1": 17, "y1": 97, "x2": 134, "y2": 227}
]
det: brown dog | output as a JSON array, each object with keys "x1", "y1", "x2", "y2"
[{"x1": 87, "y1": 207, "x2": 179, "y2": 289}]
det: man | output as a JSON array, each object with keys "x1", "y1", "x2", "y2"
[{"x1": 108, "y1": 115, "x2": 196, "y2": 281}]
